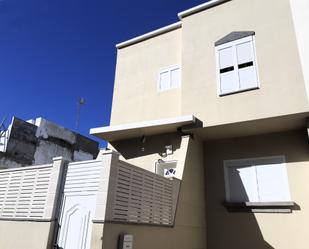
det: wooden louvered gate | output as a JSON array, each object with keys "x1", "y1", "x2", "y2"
[{"x1": 56, "y1": 160, "x2": 102, "y2": 249}]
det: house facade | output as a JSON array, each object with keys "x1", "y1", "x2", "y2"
[
  {"x1": 0, "y1": 0, "x2": 308, "y2": 249},
  {"x1": 91, "y1": 0, "x2": 309, "y2": 248}
]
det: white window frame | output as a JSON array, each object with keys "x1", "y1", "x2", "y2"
[
  {"x1": 215, "y1": 35, "x2": 260, "y2": 96},
  {"x1": 223, "y1": 155, "x2": 291, "y2": 203},
  {"x1": 157, "y1": 65, "x2": 181, "y2": 92}
]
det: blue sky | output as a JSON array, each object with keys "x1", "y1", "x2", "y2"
[{"x1": 0, "y1": 0, "x2": 206, "y2": 145}]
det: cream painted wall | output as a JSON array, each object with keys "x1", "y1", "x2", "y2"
[
  {"x1": 289, "y1": 0, "x2": 309, "y2": 103},
  {"x1": 0, "y1": 220, "x2": 53, "y2": 249},
  {"x1": 111, "y1": 29, "x2": 182, "y2": 125},
  {"x1": 181, "y1": 0, "x2": 309, "y2": 126},
  {"x1": 204, "y1": 130, "x2": 309, "y2": 249},
  {"x1": 111, "y1": 0, "x2": 309, "y2": 129},
  {"x1": 111, "y1": 132, "x2": 183, "y2": 173}
]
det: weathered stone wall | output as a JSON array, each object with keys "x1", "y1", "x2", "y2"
[{"x1": 0, "y1": 117, "x2": 99, "y2": 169}]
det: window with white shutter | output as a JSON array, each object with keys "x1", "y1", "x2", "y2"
[
  {"x1": 215, "y1": 34, "x2": 259, "y2": 95},
  {"x1": 158, "y1": 66, "x2": 181, "y2": 92},
  {"x1": 224, "y1": 156, "x2": 291, "y2": 203}
]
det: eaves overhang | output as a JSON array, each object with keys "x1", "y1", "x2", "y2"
[{"x1": 90, "y1": 115, "x2": 203, "y2": 142}]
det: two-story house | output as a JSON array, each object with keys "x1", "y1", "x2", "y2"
[
  {"x1": 0, "y1": 0, "x2": 308, "y2": 249},
  {"x1": 90, "y1": 0, "x2": 309, "y2": 248}
]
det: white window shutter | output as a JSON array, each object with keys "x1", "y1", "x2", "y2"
[
  {"x1": 219, "y1": 46, "x2": 234, "y2": 69},
  {"x1": 218, "y1": 47, "x2": 238, "y2": 94},
  {"x1": 256, "y1": 162, "x2": 291, "y2": 202},
  {"x1": 227, "y1": 165, "x2": 259, "y2": 202},
  {"x1": 171, "y1": 67, "x2": 181, "y2": 88},
  {"x1": 236, "y1": 40, "x2": 258, "y2": 90},
  {"x1": 220, "y1": 72, "x2": 238, "y2": 94},
  {"x1": 236, "y1": 41, "x2": 254, "y2": 64},
  {"x1": 216, "y1": 35, "x2": 259, "y2": 95},
  {"x1": 159, "y1": 71, "x2": 170, "y2": 91}
]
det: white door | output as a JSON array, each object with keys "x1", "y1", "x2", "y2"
[
  {"x1": 56, "y1": 160, "x2": 102, "y2": 249},
  {"x1": 57, "y1": 194, "x2": 96, "y2": 249}
]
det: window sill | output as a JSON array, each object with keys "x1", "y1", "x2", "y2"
[
  {"x1": 223, "y1": 201, "x2": 296, "y2": 213},
  {"x1": 219, "y1": 86, "x2": 259, "y2": 97}
]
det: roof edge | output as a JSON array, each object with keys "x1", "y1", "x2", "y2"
[
  {"x1": 116, "y1": 22, "x2": 182, "y2": 49},
  {"x1": 178, "y1": 0, "x2": 231, "y2": 19}
]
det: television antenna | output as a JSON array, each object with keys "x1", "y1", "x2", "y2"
[{"x1": 75, "y1": 97, "x2": 85, "y2": 130}]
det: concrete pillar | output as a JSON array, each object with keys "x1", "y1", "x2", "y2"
[
  {"x1": 94, "y1": 151, "x2": 120, "y2": 222},
  {"x1": 44, "y1": 156, "x2": 68, "y2": 220}
]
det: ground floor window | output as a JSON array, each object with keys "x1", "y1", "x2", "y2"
[{"x1": 224, "y1": 156, "x2": 291, "y2": 202}]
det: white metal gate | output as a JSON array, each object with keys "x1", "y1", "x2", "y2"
[{"x1": 56, "y1": 160, "x2": 102, "y2": 249}]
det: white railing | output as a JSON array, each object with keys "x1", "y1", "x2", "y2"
[
  {"x1": 105, "y1": 160, "x2": 181, "y2": 226},
  {"x1": 0, "y1": 164, "x2": 53, "y2": 219}
]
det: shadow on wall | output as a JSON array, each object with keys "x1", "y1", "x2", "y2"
[
  {"x1": 218, "y1": 168, "x2": 274, "y2": 249},
  {"x1": 204, "y1": 130, "x2": 309, "y2": 249},
  {"x1": 112, "y1": 132, "x2": 182, "y2": 159}
]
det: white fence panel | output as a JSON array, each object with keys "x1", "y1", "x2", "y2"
[
  {"x1": 0, "y1": 165, "x2": 53, "y2": 219},
  {"x1": 64, "y1": 160, "x2": 102, "y2": 193},
  {"x1": 106, "y1": 160, "x2": 181, "y2": 226}
]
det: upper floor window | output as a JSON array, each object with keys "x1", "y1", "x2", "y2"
[
  {"x1": 215, "y1": 32, "x2": 259, "y2": 96},
  {"x1": 158, "y1": 66, "x2": 181, "y2": 92},
  {"x1": 224, "y1": 156, "x2": 291, "y2": 203}
]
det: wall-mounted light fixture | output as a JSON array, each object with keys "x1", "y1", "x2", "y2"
[
  {"x1": 159, "y1": 144, "x2": 173, "y2": 158},
  {"x1": 165, "y1": 145, "x2": 173, "y2": 156}
]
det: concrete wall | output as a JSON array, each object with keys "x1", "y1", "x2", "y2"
[
  {"x1": 0, "y1": 220, "x2": 54, "y2": 249},
  {"x1": 93, "y1": 137, "x2": 206, "y2": 249},
  {"x1": 204, "y1": 130, "x2": 309, "y2": 249},
  {"x1": 111, "y1": 28, "x2": 182, "y2": 125},
  {"x1": 181, "y1": 0, "x2": 309, "y2": 126},
  {"x1": 0, "y1": 117, "x2": 99, "y2": 169}
]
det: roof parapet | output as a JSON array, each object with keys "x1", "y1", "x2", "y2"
[
  {"x1": 116, "y1": 22, "x2": 182, "y2": 49},
  {"x1": 178, "y1": 0, "x2": 231, "y2": 19}
]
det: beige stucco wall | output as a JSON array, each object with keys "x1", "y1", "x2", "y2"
[
  {"x1": 181, "y1": 0, "x2": 309, "y2": 126},
  {"x1": 111, "y1": 28, "x2": 182, "y2": 125},
  {"x1": 111, "y1": 0, "x2": 309, "y2": 129},
  {"x1": 289, "y1": 0, "x2": 309, "y2": 102},
  {"x1": 0, "y1": 220, "x2": 53, "y2": 249},
  {"x1": 204, "y1": 130, "x2": 309, "y2": 249},
  {"x1": 92, "y1": 137, "x2": 206, "y2": 249}
]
